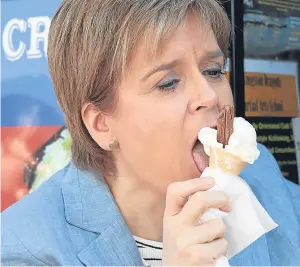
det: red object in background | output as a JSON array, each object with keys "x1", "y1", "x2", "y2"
[{"x1": 1, "y1": 126, "x2": 61, "y2": 211}]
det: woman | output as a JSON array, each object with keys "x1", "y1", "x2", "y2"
[{"x1": 2, "y1": 0, "x2": 300, "y2": 266}]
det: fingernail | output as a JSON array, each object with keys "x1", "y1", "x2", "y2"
[{"x1": 201, "y1": 177, "x2": 215, "y2": 185}]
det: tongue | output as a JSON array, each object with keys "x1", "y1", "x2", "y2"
[{"x1": 192, "y1": 141, "x2": 209, "y2": 173}]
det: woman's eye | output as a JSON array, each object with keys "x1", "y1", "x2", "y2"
[
  {"x1": 202, "y1": 68, "x2": 225, "y2": 80},
  {"x1": 157, "y1": 79, "x2": 180, "y2": 92}
]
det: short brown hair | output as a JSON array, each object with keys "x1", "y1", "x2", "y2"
[{"x1": 48, "y1": 0, "x2": 231, "y2": 177}]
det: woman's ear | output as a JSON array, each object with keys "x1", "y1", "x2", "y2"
[{"x1": 81, "y1": 103, "x2": 114, "y2": 151}]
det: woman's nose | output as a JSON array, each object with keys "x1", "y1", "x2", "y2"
[{"x1": 188, "y1": 79, "x2": 219, "y2": 114}]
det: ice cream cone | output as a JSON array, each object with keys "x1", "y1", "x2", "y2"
[{"x1": 209, "y1": 147, "x2": 247, "y2": 176}]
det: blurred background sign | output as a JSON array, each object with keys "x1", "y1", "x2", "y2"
[
  {"x1": 245, "y1": 59, "x2": 299, "y2": 117},
  {"x1": 242, "y1": 0, "x2": 300, "y2": 183},
  {"x1": 244, "y1": 0, "x2": 300, "y2": 58},
  {"x1": 1, "y1": 0, "x2": 65, "y2": 211}
]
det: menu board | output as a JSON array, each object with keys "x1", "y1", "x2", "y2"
[
  {"x1": 247, "y1": 117, "x2": 299, "y2": 184},
  {"x1": 244, "y1": 0, "x2": 300, "y2": 57}
]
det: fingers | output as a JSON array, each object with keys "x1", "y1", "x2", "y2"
[
  {"x1": 176, "y1": 238, "x2": 228, "y2": 266},
  {"x1": 164, "y1": 178, "x2": 230, "y2": 266},
  {"x1": 200, "y1": 238, "x2": 228, "y2": 259},
  {"x1": 180, "y1": 190, "x2": 231, "y2": 225},
  {"x1": 165, "y1": 177, "x2": 215, "y2": 217},
  {"x1": 177, "y1": 219, "x2": 226, "y2": 247}
]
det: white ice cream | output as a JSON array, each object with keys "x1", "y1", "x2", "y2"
[{"x1": 198, "y1": 117, "x2": 260, "y2": 164}]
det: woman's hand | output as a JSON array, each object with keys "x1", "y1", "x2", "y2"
[{"x1": 163, "y1": 177, "x2": 231, "y2": 266}]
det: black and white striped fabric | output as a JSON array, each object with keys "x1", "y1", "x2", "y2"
[{"x1": 134, "y1": 236, "x2": 163, "y2": 266}]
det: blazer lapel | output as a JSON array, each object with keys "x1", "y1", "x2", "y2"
[
  {"x1": 77, "y1": 218, "x2": 143, "y2": 266},
  {"x1": 62, "y1": 164, "x2": 143, "y2": 266}
]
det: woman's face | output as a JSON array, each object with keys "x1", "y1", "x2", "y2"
[{"x1": 111, "y1": 14, "x2": 233, "y2": 192}]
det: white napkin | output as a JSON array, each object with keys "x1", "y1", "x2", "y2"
[{"x1": 198, "y1": 167, "x2": 278, "y2": 264}]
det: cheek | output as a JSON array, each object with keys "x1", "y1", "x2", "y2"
[
  {"x1": 117, "y1": 98, "x2": 160, "y2": 139},
  {"x1": 115, "y1": 93, "x2": 188, "y2": 173},
  {"x1": 116, "y1": 93, "x2": 187, "y2": 140}
]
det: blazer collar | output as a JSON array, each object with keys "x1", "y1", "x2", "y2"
[{"x1": 61, "y1": 163, "x2": 143, "y2": 266}]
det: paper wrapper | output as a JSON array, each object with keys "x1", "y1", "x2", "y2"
[
  {"x1": 200, "y1": 147, "x2": 248, "y2": 224},
  {"x1": 199, "y1": 148, "x2": 278, "y2": 265}
]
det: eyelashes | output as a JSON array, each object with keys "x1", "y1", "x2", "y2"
[
  {"x1": 157, "y1": 78, "x2": 180, "y2": 92},
  {"x1": 156, "y1": 66, "x2": 226, "y2": 93},
  {"x1": 202, "y1": 68, "x2": 226, "y2": 82}
]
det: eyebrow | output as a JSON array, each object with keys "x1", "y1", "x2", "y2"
[
  {"x1": 142, "y1": 59, "x2": 180, "y2": 81},
  {"x1": 203, "y1": 49, "x2": 224, "y2": 60},
  {"x1": 142, "y1": 50, "x2": 224, "y2": 81}
]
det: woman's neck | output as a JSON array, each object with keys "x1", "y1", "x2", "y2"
[{"x1": 107, "y1": 175, "x2": 165, "y2": 242}]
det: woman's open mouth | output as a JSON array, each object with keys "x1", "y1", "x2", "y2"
[{"x1": 192, "y1": 139, "x2": 209, "y2": 174}]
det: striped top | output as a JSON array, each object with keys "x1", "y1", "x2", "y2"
[{"x1": 133, "y1": 236, "x2": 163, "y2": 266}]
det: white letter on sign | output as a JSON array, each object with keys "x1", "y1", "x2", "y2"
[
  {"x1": 26, "y1": 16, "x2": 51, "y2": 59},
  {"x1": 2, "y1": 18, "x2": 26, "y2": 61}
]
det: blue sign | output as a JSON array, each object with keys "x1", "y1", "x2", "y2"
[{"x1": 1, "y1": 0, "x2": 64, "y2": 126}]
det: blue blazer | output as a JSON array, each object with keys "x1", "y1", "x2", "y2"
[{"x1": 2, "y1": 144, "x2": 300, "y2": 266}]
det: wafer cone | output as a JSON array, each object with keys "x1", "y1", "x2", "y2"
[{"x1": 209, "y1": 147, "x2": 247, "y2": 176}]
